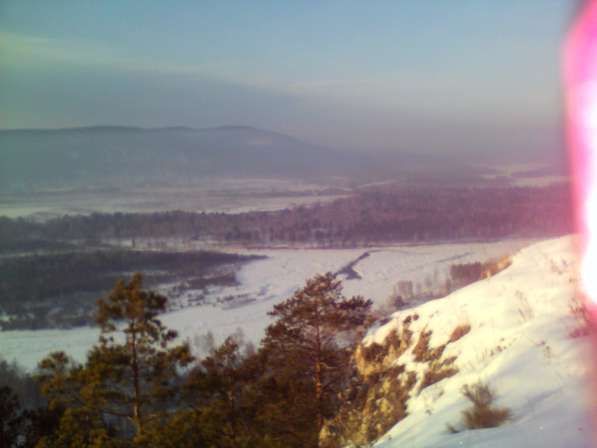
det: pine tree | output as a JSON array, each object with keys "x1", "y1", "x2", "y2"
[
  {"x1": 36, "y1": 273, "x2": 193, "y2": 446},
  {"x1": 0, "y1": 386, "x2": 24, "y2": 448},
  {"x1": 20, "y1": 405, "x2": 63, "y2": 448},
  {"x1": 178, "y1": 336, "x2": 282, "y2": 448},
  {"x1": 261, "y1": 273, "x2": 372, "y2": 447}
]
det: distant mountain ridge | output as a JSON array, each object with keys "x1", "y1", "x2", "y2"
[
  {"x1": 0, "y1": 125, "x2": 347, "y2": 190},
  {"x1": 0, "y1": 125, "x2": 263, "y2": 133},
  {"x1": 0, "y1": 125, "x2": 478, "y2": 191}
]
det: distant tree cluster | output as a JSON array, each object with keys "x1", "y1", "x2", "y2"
[
  {"x1": 449, "y1": 257, "x2": 512, "y2": 289},
  {"x1": 0, "y1": 250, "x2": 261, "y2": 331},
  {"x1": 1, "y1": 273, "x2": 372, "y2": 447},
  {"x1": 450, "y1": 263, "x2": 485, "y2": 287},
  {"x1": 0, "y1": 185, "x2": 572, "y2": 249}
]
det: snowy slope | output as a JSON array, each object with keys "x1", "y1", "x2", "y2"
[{"x1": 366, "y1": 236, "x2": 593, "y2": 448}]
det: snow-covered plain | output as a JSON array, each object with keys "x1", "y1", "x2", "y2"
[
  {"x1": 0, "y1": 236, "x2": 592, "y2": 447},
  {"x1": 0, "y1": 178, "x2": 346, "y2": 220},
  {"x1": 0, "y1": 239, "x2": 532, "y2": 371},
  {"x1": 369, "y1": 236, "x2": 594, "y2": 448}
]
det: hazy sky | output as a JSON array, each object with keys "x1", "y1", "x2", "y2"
[{"x1": 0, "y1": 0, "x2": 576, "y2": 155}]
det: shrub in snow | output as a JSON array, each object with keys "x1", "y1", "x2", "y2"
[
  {"x1": 324, "y1": 313, "x2": 470, "y2": 446},
  {"x1": 419, "y1": 357, "x2": 458, "y2": 392},
  {"x1": 569, "y1": 295, "x2": 592, "y2": 338},
  {"x1": 481, "y1": 256, "x2": 512, "y2": 279},
  {"x1": 321, "y1": 321, "x2": 418, "y2": 448},
  {"x1": 320, "y1": 364, "x2": 417, "y2": 448},
  {"x1": 359, "y1": 328, "x2": 412, "y2": 366},
  {"x1": 413, "y1": 328, "x2": 445, "y2": 363},
  {"x1": 448, "y1": 323, "x2": 471, "y2": 343},
  {"x1": 461, "y1": 383, "x2": 511, "y2": 429}
]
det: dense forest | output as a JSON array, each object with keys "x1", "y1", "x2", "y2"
[
  {"x1": 0, "y1": 251, "x2": 262, "y2": 330},
  {"x1": 0, "y1": 185, "x2": 572, "y2": 249}
]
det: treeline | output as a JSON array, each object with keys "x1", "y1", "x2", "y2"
[
  {"x1": 448, "y1": 257, "x2": 512, "y2": 290},
  {"x1": 0, "y1": 251, "x2": 262, "y2": 330},
  {"x1": 1, "y1": 273, "x2": 375, "y2": 448},
  {"x1": 0, "y1": 185, "x2": 572, "y2": 248},
  {"x1": 386, "y1": 257, "x2": 513, "y2": 310}
]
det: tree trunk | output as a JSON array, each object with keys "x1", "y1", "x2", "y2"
[
  {"x1": 314, "y1": 303, "x2": 323, "y2": 447},
  {"x1": 131, "y1": 328, "x2": 143, "y2": 436},
  {"x1": 315, "y1": 357, "x2": 323, "y2": 438}
]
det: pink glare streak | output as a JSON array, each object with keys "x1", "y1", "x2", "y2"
[{"x1": 565, "y1": 1, "x2": 597, "y2": 303}]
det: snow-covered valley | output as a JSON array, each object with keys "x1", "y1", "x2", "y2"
[
  {"x1": 0, "y1": 234, "x2": 592, "y2": 447},
  {"x1": 1, "y1": 239, "x2": 532, "y2": 371}
]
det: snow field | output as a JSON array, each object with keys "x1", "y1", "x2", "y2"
[{"x1": 1, "y1": 239, "x2": 535, "y2": 372}]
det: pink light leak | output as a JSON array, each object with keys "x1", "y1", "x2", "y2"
[{"x1": 565, "y1": 1, "x2": 597, "y2": 304}]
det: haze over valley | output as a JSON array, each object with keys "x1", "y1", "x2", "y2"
[{"x1": 0, "y1": 124, "x2": 569, "y2": 221}]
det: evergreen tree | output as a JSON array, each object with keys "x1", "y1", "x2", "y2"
[
  {"x1": 178, "y1": 336, "x2": 281, "y2": 448},
  {"x1": 36, "y1": 273, "x2": 193, "y2": 446},
  {"x1": 20, "y1": 405, "x2": 63, "y2": 448},
  {"x1": 0, "y1": 386, "x2": 24, "y2": 448},
  {"x1": 261, "y1": 273, "x2": 372, "y2": 447}
]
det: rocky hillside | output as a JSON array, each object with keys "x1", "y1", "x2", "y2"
[{"x1": 324, "y1": 236, "x2": 593, "y2": 447}]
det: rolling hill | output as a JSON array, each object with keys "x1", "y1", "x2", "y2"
[{"x1": 0, "y1": 125, "x2": 479, "y2": 191}]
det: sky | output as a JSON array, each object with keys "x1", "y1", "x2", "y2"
[{"x1": 0, "y1": 0, "x2": 577, "y2": 156}]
